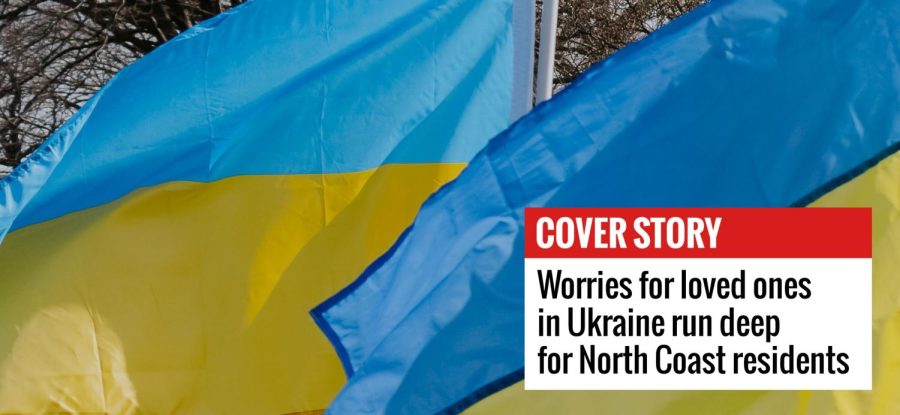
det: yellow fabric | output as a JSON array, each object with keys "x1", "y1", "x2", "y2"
[
  {"x1": 465, "y1": 153, "x2": 900, "y2": 415},
  {"x1": 0, "y1": 163, "x2": 464, "y2": 414}
]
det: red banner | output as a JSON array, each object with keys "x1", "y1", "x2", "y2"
[{"x1": 524, "y1": 208, "x2": 871, "y2": 258}]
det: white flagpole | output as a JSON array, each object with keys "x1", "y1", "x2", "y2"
[
  {"x1": 535, "y1": 0, "x2": 559, "y2": 104},
  {"x1": 510, "y1": 0, "x2": 537, "y2": 120}
]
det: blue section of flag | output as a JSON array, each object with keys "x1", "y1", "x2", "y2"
[
  {"x1": 313, "y1": 0, "x2": 900, "y2": 412},
  {"x1": 0, "y1": 0, "x2": 518, "y2": 239}
]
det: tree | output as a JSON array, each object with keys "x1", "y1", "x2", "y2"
[
  {"x1": 549, "y1": 0, "x2": 705, "y2": 88},
  {"x1": 0, "y1": 0, "x2": 701, "y2": 175},
  {"x1": 0, "y1": 0, "x2": 244, "y2": 174}
]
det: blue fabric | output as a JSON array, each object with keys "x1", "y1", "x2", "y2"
[
  {"x1": 313, "y1": 0, "x2": 900, "y2": 412},
  {"x1": 0, "y1": 0, "x2": 518, "y2": 239}
]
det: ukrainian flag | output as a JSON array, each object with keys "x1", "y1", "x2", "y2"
[
  {"x1": 0, "y1": 0, "x2": 534, "y2": 412},
  {"x1": 314, "y1": 0, "x2": 900, "y2": 413}
]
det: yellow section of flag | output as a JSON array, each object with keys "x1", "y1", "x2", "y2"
[{"x1": 0, "y1": 163, "x2": 463, "y2": 414}]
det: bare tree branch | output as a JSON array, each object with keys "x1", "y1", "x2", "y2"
[
  {"x1": 0, "y1": 0, "x2": 244, "y2": 172},
  {"x1": 547, "y1": 0, "x2": 706, "y2": 87}
]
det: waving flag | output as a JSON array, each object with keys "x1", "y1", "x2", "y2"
[
  {"x1": 0, "y1": 0, "x2": 534, "y2": 412},
  {"x1": 314, "y1": 0, "x2": 900, "y2": 413}
]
